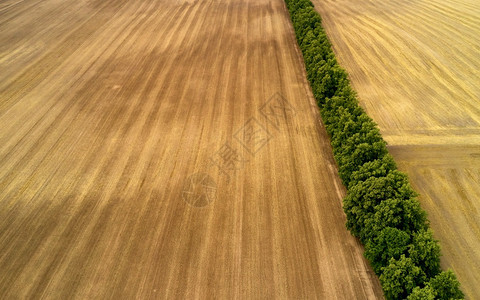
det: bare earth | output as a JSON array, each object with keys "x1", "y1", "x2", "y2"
[
  {"x1": 313, "y1": 0, "x2": 480, "y2": 298},
  {"x1": 0, "y1": 0, "x2": 384, "y2": 298}
]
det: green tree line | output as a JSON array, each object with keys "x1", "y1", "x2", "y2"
[{"x1": 283, "y1": 0, "x2": 464, "y2": 298}]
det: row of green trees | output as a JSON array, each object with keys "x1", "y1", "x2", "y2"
[{"x1": 284, "y1": 0, "x2": 463, "y2": 299}]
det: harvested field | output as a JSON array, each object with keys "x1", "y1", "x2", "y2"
[
  {"x1": 0, "y1": 0, "x2": 384, "y2": 298},
  {"x1": 313, "y1": 0, "x2": 480, "y2": 297}
]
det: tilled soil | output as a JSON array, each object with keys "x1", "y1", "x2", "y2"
[{"x1": 0, "y1": 0, "x2": 383, "y2": 298}]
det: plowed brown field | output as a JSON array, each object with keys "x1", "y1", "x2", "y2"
[
  {"x1": 0, "y1": 0, "x2": 383, "y2": 298},
  {"x1": 313, "y1": 0, "x2": 480, "y2": 298}
]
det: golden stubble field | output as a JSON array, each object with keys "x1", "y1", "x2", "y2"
[
  {"x1": 313, "y1": 0, "x2": 480, "y2": 298},
  {"x1": 0, "y1": 0, "x2": 384, "y2": 298}
]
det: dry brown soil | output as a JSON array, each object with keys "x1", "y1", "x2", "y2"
[
  {"x1": 0, "y1": 0, "x2": 383, "y2": 298},
  {"x1": 313, "y1": 0, "x2": 480, "y2": 298}
]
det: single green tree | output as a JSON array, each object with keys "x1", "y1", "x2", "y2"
[
  {"x1": 427, "y1": 270, "x2": 464, "y2": 299},
  {"x1": 407, "y1": 286, "x2": 436, "y2": 300},
  {"x1": 368, "y1": 197, "x2": 428, "y2": 239},
  {"x1": 380, "y1": 255, "x2": 426, "y2": 300},
  {"x1": 408, "y1": 229, "x2": 441, "y2": 278},
  {"x1": 343, "y1": 170, "x2": 416, "y2": 242},
  {"x1": 364, "y1": 227, "x2": 410, "y2": 274}
]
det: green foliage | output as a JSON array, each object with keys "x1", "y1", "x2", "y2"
[
  {"x1": 323, "y1": 106, "x2": 358, "y2": 142},
  {"x1": 348, "y1": 154, "x2": 397, "y2": 188},
  {"x1": 428, "y1": 270, "x2": 464, "y2": 299},
  {"x1": 322, "y1": 99, "x2": 362, "y2": 131},
  {"x1": 330, "y1": 113, "x2": 378, "y2": 150},
  {"x1": 408, "y1": 229, "x2": 441, "y2": 278},
  {"x1": 380, "y1": 255, "x2": 426, "y2": 300},
  {"x1": 336, "y1": 139, "x2": 388, "y2": 186},
  {"x1": 407, "y1": 286, "x2": 436, "y2": 300},
  {"x1": 407, "y1": 270, "x2": 465, "y2": 300},
  {"x1": 311, "y1": 63, "x2": 349, "y2": 104},
  {"x1": 369, "y1": 197, "x2": 428, "y2": 237},
  {"x1": 343, "y1": 170, "x2": 416, "y2": 242},
  {"x1": 364, "y1": 227, "x2": 410, "y2": 274},
  {"x1": 283, "y1": 0, "x2": 463, "y2": 297}
]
